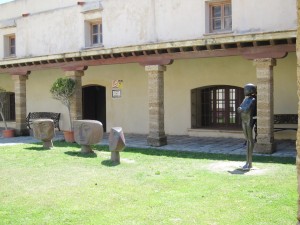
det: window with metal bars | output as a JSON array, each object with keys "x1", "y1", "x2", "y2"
[{"x1": 191, "y1": 85, "x2": 244, "y2": 129}]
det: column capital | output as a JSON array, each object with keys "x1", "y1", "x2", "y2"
[
  {"x1": 10, "y1": 70, "x2": 31, "y2": 76},
  {"x1": 145, "y1": 65, "x2": 166, "y2": 73},
  {"x1": 64, "y1": 70, "x2": 85, "y2": 78},
  {"x1": 11, "y1": 74, "x2": 29, "y2": 81},
  {"x1": 253, "y1": 58, "x2": 277, "y2": 67}
]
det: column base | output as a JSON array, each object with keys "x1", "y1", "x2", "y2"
[
  {"x1": 147, "y1": 135, "x2": 167, "y2": 147},
  {"x1": 254, "y1": 142, "x2": 276, "y2": 154}
]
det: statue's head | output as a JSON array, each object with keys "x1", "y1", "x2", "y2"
[
  {"x1": 32, "y1": 119, "x2": 55, "y2": 141},
  {"x1": 244, "y1": 83, "x2": 257, "y2": 96},
  {"x1": 73, "y1": 120, "x2": 103, "y2": 145}
]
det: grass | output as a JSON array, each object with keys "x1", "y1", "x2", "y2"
[{"x1": 0, "y1": 141, "x2": 297, "y2": 225}]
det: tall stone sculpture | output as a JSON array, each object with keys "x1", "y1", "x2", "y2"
[
  {"x1": 73, "y1": 120, "x2": 103, "y2": 154},
  {"x1": 109, "y1": 127, "x2": 126, "y2": 164},
  {"x1": 237, "y1": 83, "x2": 257, "y2": 171},
  {"x1": 32, "y1": 119, "x2": 55, "y2": 149}
]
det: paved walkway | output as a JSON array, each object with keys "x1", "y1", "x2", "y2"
[{"x1": 0, "y1": 131, "x2": 296, "y2": 158}]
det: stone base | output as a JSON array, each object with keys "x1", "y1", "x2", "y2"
[
  {"x1": 43, "y1": 140, "x2": 53, "y2": 149},
  {"x1": 111, "y1": 151, "x2": 120, "y2": 164},
  {"x1": 254, "y1": 142, "x2": 276, "y2": 154},
  {"x1": 80, "y1": 145, "x2": 94, "y2": 154},
  {"x1": 147, "y1": 135, "x2": 167, "y2": 147}
]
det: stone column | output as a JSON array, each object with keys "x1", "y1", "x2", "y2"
[
  {"x1": 11, "y1": 74, "x2": 29, "y2": 136},
  {"x1": 64, "y1": 70, "x2": 84, "y2": 122},
  {"x1": 253, "y1": 58, "x2": 276, "y2": 154},
  {"x1": 145, "y1": 65, "x2": 167, "y2": 147}
]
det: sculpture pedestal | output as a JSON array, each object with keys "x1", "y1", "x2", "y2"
[
  {"x1": 32, "y1": 119, "x2": 55, "y2": 149},
  {"x1": 109, "y1": 127, "x2": 126, "y2": 164},
  {"x1": 81, "y1": 145, "x2": 94, "y2": 154},
  {"x1": 110, "y1": 152, "x2": 120, "y2": 164},
  {"x1": 73, "y1": 120, "x2": 103, "y2": 154},
  {"x1": 43, "y1": 140, "x2": 53, "y2": 149}
]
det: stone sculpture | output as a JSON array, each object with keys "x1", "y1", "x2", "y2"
[
  {"x1": 237, "y1": 83, "x2": 257, "y2": 171},
  {"x1": 109, "y1": 127, "x2": 126, "y2": 164},
  {"x1": 32, "y1": 119, "x2": 55, "y2": 149},
  {"x1": 73, "y1": 120, "x2": 103, "y2": 154}
]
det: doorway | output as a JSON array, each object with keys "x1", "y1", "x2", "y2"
[{"x1": 82, "y1": 85, "x2": 106, "y2": 131}]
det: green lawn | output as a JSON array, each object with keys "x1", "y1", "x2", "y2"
[{"x1": 0, "y1": 141, "x2": 297, "y2": 225}]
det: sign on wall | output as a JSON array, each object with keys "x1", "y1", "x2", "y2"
[
  {"x1": 112, "y1": 80, "x2": 123, "y2": 98},
  {"x1": 112, "y1": 80, "x2": 123, "y2": 89},
  {"x1": 112, "y1": 89, "x2": 121, "y2": 98}
]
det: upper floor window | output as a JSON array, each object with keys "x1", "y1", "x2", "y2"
[
  {"x1": 84, "y1": 20, "x2": 103, "y2": 48},
  {"x1": 91, "y1": 21, "x2": 103, "y2": 46},
  {"x1": 209, "y1": 1, "x2": 232, "y2": 33},
  {"x1": 9, "y1": 35, "x2": 15, "y2": 55},
  {"x1": 4, "y1": 34, "x2": 16, "y2": 57}
]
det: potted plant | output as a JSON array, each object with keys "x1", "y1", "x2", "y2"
[
  {"x1": 50, "y1": 77, "x2": 76, "y2": 142},
  {"x1": 0, "y1": 87, "x2": 14, "y2": 138}
]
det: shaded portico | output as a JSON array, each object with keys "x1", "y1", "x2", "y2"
[{"x1": 0, "y1": 30, "x2": 296, "y2": 150}]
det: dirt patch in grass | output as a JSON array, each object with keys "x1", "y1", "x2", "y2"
[{"x1": 206, "y1": 161, "x2": 270, "y2": 175}]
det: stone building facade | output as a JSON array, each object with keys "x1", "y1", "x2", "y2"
[{"x1": 0, "y1": 0, "x2": 297, "y2": 151}]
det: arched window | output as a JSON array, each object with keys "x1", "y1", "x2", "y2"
[{"x1": 191, "y1": 85, "x2": 244, "y2": 129}]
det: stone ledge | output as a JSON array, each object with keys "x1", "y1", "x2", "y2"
[{"x1": 188, "y1": 128, "x2": 244, "y2": 139}]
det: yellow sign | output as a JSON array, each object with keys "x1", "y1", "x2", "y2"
[{"x1": 112, "y1": 80, "x2": 123, "y2": 89}]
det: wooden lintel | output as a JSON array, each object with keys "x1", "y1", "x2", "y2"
[
  {"x1": 243, "y1": 51, "x2": 288, "y2": 60},
  {"x1": 241, "y1": 45, "x2": 295, "y2": 60},
  {"x1": 0, "y1": 44, "x2": 295, "y2": 74}
]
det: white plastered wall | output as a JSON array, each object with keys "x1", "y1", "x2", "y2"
[
  {"x1": 232, "y1": 0, "x2": 297, "y2": 34},
  {"x1": 0, "y1": 0, "x2": 297, "y2": 58},
  {"x1": 82, "y1": 63, "x2": 149, "y2": 134}
]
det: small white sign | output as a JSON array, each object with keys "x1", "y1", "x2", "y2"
[{"x1": 112, "y1": 90, "x2": 121, "y2": 98}]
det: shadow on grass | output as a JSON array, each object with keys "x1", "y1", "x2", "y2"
[
  {"x1": 48, "y1": 141, "x2": 295, "y2": 165},
  {"x1": 93, "y1": 146, "x2": 295, "y2": 165},
  {"x1": 24, "y1": 145, "x2": 52, "y2": 151},
  {"x1": 228, "y1": 169, "x2": 249, "y2": 175},
  {"x1": 64, "y1": 151, "x2": 97, "y2": 158},
  {"x1": 28, "y1": 140, "x2": 80, "y2": 148},
  {"x1": 101, "y1": 159, "x2": 120, "y2": 167}
]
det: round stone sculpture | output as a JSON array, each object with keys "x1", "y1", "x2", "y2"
[
  {"x1": 109, "y1": 127, "x2": 126, "y2": 164},
  {"x1": 73, "y1": 120, "x2": 103, "y2": 154},
  {"x1": 32, "y1": 119, "x2": 55, "y2": 149}
]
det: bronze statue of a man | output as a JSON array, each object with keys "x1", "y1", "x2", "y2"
[{"x1": 237, "y1": 83, "x2": 257, "y2": 171}]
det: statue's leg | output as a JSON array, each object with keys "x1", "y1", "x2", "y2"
[
  {"x1": 243, "y1": 124, "x2": 254, "y2": 171},
  {"x1": 248, "y1": 128, "x2": 254, "y2": 168},
  {"x1": 241, "y1": 123, "x2": 248, "y2": 139}
]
